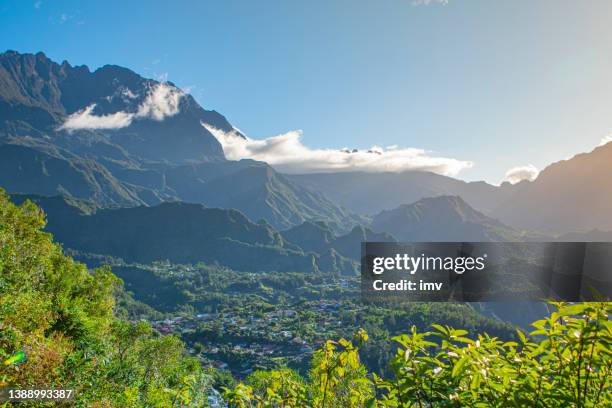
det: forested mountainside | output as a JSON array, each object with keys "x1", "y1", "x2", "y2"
[
  {"x1": 11, "y1": 193, "x2": 359, "y2": 275},
  {"x1": 11, "y1": 193, "x2": 544, "y2": 276}
]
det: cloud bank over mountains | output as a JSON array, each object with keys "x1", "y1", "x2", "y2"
[
  {"x1": 57, "y1": 77, "x2": 473, "y2": 177},
  {"x1": 203, "y1": 124, "x2": 473, "y2": 176},
  {"x1": 59, "y1": 83, "x2": 183, "y2": 131}
]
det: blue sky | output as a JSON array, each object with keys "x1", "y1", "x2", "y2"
[{"x1": 1, "y1": 0, "x2": 611, "y2": 183}]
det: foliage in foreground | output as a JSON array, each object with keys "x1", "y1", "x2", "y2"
[
  {"x1": 226, "y1": 302, "x2": 611, "y2": 407},
  {"x1": 0, "y1": 190, "x2": 210, "y2": 406}
]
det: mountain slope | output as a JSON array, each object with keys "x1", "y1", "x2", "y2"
[
  {"x1": 0, "y1": 141, "x2": 147, "y2": 206},
  {"x1": 492, "y1": 142, "x2": 612, "y2": 234},
  {"x1": 12, "y1": 194, "x2": 360, "y2": 274},
  {"x1": 331, "y1": 225, "x2": 396, "y2": 260},
  {"x1": 281, "y1": 221, "x2": 395, "y2": 260},
  {"x1": 164, "y1": 159, "x2": 363, "y2": 231},
  {"x1": 281, "y1": 221, "x2": 337, "y2": 254},
  {"x1": 370, "y1": 195, "x2": 533, "y2": 242}
]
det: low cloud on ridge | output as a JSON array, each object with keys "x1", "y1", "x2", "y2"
[
  {"x1": 135, "y1": 82, "x2": 182, "y2": 120},
  {"x1": 58, "y1": 104, "x2": 134, "y2": 130},
  {"x1": 599, "y1": 134, "x2": 612, "y2": 146},
  {"x1": 203, "y1": 124, "x2": 473, "y2": 176},
  {"x1": 59, "y1": 83, "x2": 183, "y2": 131},
  {"x1": 503, "y1": 164, "x2": 539, "y2": 184}
]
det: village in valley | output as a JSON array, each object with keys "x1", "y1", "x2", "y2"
[{"x1": 150, "y1": 299, "x2": 353, "y2": 377}]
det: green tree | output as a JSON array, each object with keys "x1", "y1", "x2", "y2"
[{"x1": 0, "y1": 190, "x2": 211, "y2": 406}]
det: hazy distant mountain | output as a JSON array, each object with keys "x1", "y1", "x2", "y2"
[
  {"x1": 370, "y1": 195, "x2": 533, "y2": 242},
  {"x1": 289, "y1": 171, "x2": 519, "y2": 216},
  {"x1": 12, "y1": 194, "x2": 357, "y2": 274},
  {"x1": 291, "y1": 142, "x2": 612, "y2": 236},
  {"x1": 492, "y1": 143, "x2": 612, "y2": 234},
  {"x1": 0, "y1": 51, "x2": 361, "y2": 230}
]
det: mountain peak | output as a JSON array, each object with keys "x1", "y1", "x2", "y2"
[
  {"x1": 371, "y1": 195, "x2": 524, "y2": 242},
  {"x1": 0, "y1": 50, "x2": 227, "y2": 162},
  {"x1": 404, "y1": 194, "x2": 468, "y2": 207},
  {"x1": 2, "y1": 49, "x2": 46, "y2": 60},
  {"x1": 392, "y1": 195, "x2": 480, "y2": 224},
  {"x1": 93, "y1": 64, "x2": 145, "y2": 86}
]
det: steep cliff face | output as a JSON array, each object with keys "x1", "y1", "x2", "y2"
[{"x1": 0, "y1": 50, "x2": 227, "y2": 162}]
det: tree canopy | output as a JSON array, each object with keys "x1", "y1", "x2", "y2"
[{"x1": 0, "y1": 190, "x2": 210, "y2": 406}]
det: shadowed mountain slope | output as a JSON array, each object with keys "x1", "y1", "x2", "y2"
[
  {"x1": 281, "y1": 221, "x2": 395, "y2": 260},
  {"x1": 370, "y1": 195, "x2": 535, "y2": 242},
  {"x1": 11, "y1": 194, "x2": 358, "y2": 274},
  {"x1": 492, "y1": 143, "x2": 612, "y2": 234}
]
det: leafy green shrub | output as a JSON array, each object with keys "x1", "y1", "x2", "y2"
[{"x1": 226, "y1": 302, "x2": 611, "y2": 407}]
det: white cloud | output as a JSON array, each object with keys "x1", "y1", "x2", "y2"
[
  {"x1": 203, "y1": 124, "x2": 473, "y2": 176},
  {"x1": 503, "y1": 164, "x2": 539, "y2": 184},
  {"x1": 59, "y1": 104, "x2": 134, "y2": 131},
  {"x1": 599, "y1": 134, "x2": 612, "y2": 146},
  {"x1": 59, "y1": 83, "x2": 183, "y2": 131},
  {"x1": 412, "y1": 0, "x2": 448, "y2": 6},
  {"x1": 135, "y1": 83, "x2": 182, "y2": 121}
]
